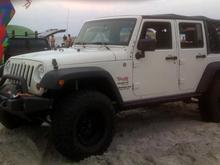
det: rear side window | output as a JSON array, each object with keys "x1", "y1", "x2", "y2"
[
  {"x1": 140, "y1": 22, "x2": 172, "y2": 49},
  {"x1": 207, "y1": 22, "x2": 220, "y2": 53},
  {"x1": 29, "y1": 39, "x2": 49, "y2": 49},
  {"x1": 9, "y1": 39, "x2": 27, "y2": 49},
  {"x1": 8, "y1": 39, "x2": 29, "y2": 56},
  {"x1": 179, "y1": 23, "x2": 204, "y2": 48}
]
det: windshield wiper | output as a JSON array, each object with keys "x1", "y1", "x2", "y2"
[
  {"x1": 92, "y1": 42, "x2": 110, "y2": 50},
  {"x1": 74, "y1": 42, "x2": 87, "y2": 48}
]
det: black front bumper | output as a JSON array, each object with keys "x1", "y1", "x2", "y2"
[
  {"x1": 0, "y1": 75, "x2": 53, "y2": 115},
  {"x1": 0, "y1": 95, "x2": 53, "y2": 115}
]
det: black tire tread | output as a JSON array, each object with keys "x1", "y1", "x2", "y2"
[
  {"x1": 52, "y1": 90, "x2": 114, "y2": 160},
  {"x1": 199, "y1": 79, "x2": 220, "y2": 122}
]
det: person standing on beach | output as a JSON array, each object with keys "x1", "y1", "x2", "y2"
[
  {"x1": 50, "y1": 34, "x2": 56, "y2": 49},
  {"x1": 67, "y1": 34, "x2": 73, "y2": 47},
  {"x1": 62, "y1": 35, "x2": 67, "y2": 47}
]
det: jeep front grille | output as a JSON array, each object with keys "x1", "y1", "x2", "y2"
[{"x1": 9, "y1": 63, "x2": 35, "y2": 87}]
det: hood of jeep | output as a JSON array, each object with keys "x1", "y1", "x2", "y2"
[{"x1": 11, "y1": 47, "x2": 116, "y2": 65}]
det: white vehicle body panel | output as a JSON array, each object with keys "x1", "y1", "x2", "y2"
[
  {"x1": 177, "y1": 20, "x2": 208, "y2": 92},
  {"x1": 132, "y1": 19, "x2": 179, "y2": 98}
]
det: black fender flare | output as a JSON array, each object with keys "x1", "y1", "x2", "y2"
[
  {"x1": 40, "y1": 67, "x2": 123, "y2": 105},
  {"x1": 197, "y1": 62, "x2": 220, "y2": 93}
]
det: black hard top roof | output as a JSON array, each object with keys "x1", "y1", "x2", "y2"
[{"x1": 142, "y1": 14, "x2": 220, "y2": 23}]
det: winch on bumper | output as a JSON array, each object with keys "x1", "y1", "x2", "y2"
[{"x1": 0, "y1": 75, "x2": 53, "y2": 115}]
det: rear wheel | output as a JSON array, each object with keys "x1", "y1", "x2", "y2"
[
  {"x1": 199, "y1": 79, "x2": 220, "y2": 122},
  {"x1": 52, "y1": 91, "x2": 115, "y2": 160}
]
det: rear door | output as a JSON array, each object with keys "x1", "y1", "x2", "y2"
[{"x1": 177, "y1": 20, "x2": 208, "y2": 92}]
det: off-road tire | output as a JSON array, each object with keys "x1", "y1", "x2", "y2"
[
  {"x1": 52, "y1": 91, "x2": 115, "y2": 160},
  {"x1": 199, "y1": 79, "x2": 220, "y2": 122}
]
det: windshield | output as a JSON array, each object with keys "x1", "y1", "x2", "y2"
[{"x1": 75, "y1": 18, "x2": 137, "y2": 46}]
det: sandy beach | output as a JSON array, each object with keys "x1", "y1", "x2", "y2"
[{"x1": 0, "y1": 102, "x2": 220, "y2": 165}]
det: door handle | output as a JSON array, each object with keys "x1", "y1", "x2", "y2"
[
  {"x1": 165, "y1": 56, "x2": 177, "y2": 60},
  {"x1": 196, "y1": 54, "x2": 206, "y2": 59}
]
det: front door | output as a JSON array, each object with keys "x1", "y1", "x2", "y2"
[{"x1": 133, "y1": 20, "x2": 179, "y2": 98}]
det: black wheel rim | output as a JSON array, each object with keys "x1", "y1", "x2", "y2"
[{"x1": 76, "y1": 109, "x2": 105, "y2": 147}]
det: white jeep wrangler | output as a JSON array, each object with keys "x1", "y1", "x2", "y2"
[{"x1": 0, "y1": 14, "x2": 220, "y2": 160}]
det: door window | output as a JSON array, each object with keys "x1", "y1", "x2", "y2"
[
  {"x1": 179, "y1": 23, "x2": 204, "y2": 48},
  {"x1": 140, "y1": 22, "x2": 172, "y2": 49},
  {"x1": 207, "y1": 22, "x2": 220, "y2": 53}
]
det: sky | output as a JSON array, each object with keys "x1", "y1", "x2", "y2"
[{"x1": 10, "y1": 0, "x2": 220, "y2": 36}]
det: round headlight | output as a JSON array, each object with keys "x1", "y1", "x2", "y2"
[
  {"x1": 33, "y1": 64, "x2": 45, "y2": 82},
  {"x1": 37, "y1": 65, "x2": 44, "y2": 79}
]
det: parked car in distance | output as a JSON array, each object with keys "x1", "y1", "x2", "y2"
[
  {"x1": 4, "y1": 28, "x2": 66, "y2": 61},
  {"x1": 4, "y1": 37, "x2": 50, "y2": 61},
  {"x1": 0, "y1": 28, "x2": 66, "y2": 76}
]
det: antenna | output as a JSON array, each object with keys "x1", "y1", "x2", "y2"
[{"x1": 66, "y1": 8, "x2": 70, "y2": 33}]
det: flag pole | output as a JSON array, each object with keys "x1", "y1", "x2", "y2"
[{"x1": 66, "y1": 8, "x2": 70, "y2": 33}]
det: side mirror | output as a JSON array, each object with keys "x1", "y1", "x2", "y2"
[{"x1": 137, "y1": 39, "x2": 156, "y2": 51}]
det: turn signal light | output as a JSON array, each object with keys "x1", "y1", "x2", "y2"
[{"x1": 58, "y1": 80, "x2": 65, "y2": 87}]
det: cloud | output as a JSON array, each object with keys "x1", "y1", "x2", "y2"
[
  {"x1": 10, "y1": 0, "x2": 220, "y2": 36},
  {"x1": 41, "y1": 0, "x2": 149, "y2": 1},
  {"x1": 12, "y1": 0, "x2": 151, "y2": 4}
]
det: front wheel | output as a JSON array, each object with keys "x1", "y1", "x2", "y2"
[{"x1": 52, "y1": 91, "x2": 115, "y2": 160}]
